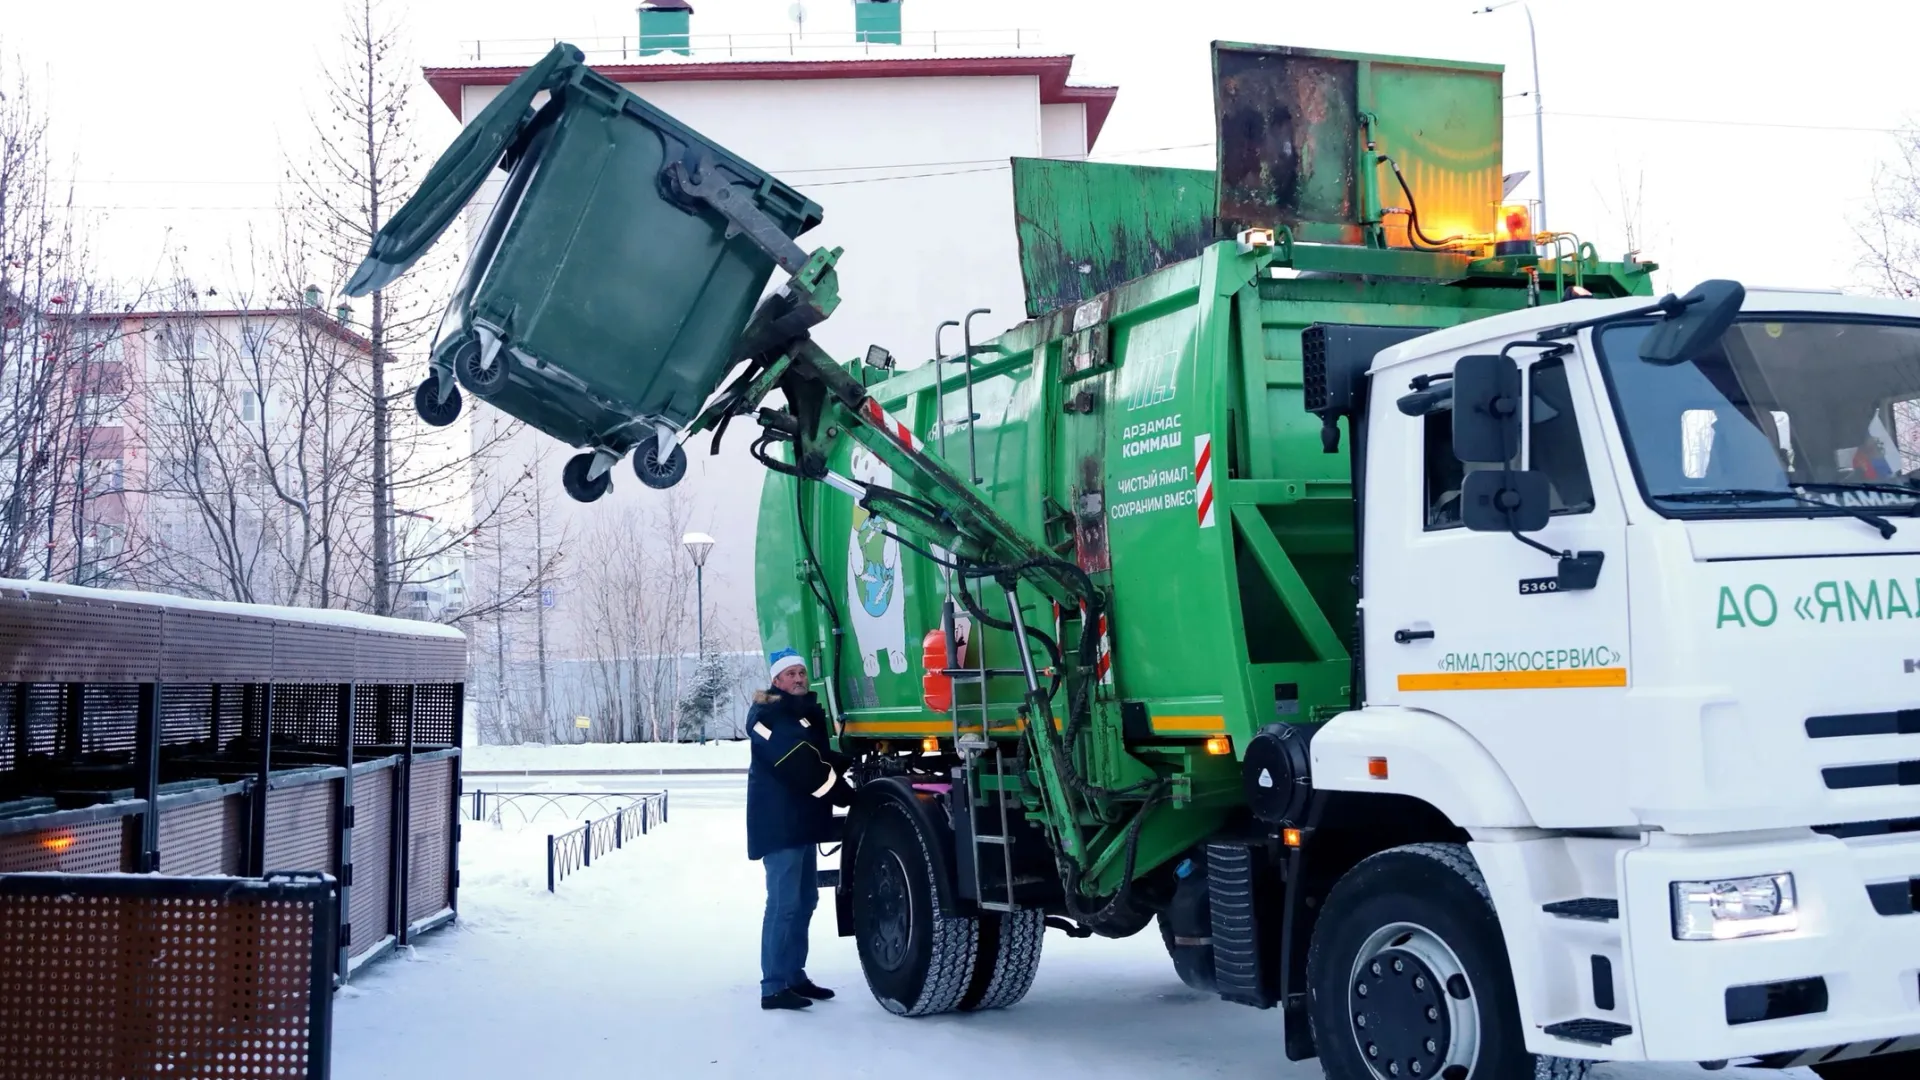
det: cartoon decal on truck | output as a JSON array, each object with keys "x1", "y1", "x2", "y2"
[{"x1": 847, "y1": 445, "x2": 908, "y2": 677}]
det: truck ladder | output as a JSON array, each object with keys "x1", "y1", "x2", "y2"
[{"x1": 944, "y1": 597, "x2": 1024, "y2": 913}]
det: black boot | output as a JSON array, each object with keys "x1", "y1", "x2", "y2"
[
  {"x1": 791, "y1": 979, "x2": 834, "y2": 1001},
  {"x1": 761, "y1": 988, "x2": 814, "y2": 1010}
]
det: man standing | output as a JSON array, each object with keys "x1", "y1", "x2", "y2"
[{"x1": 748, "y1": 648, "x2": 853, "y2": 1010}]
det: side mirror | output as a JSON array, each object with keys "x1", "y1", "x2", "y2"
[
  {"x1": 1461, "y1": 469, "x2": 1550, "y2": 533},
  {"x1": 1451, "y1": 354, "x2": 1521, "y2": 463},
  {"x1": 1638, "y1": 279, "x2": 1745, "y2": 365}
]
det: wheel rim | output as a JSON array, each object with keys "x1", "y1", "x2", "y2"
[
  {"x1": 862, "y1": 849, "x2": 914, "y2": 972},
  {"x1": 1348, "y1": 921, "x2": 1478, "y2": 1080},
  {"x1": 459, "y1": 341, "x2": 505, "y2": 392}
]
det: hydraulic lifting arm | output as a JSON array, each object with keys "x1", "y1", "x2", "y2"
[{"x1": 675, "y1": 159, "x2": 1139, "y2": 877}]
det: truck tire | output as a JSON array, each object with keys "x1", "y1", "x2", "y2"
[
  {"x1": 1307, "y1": 842, "x2": 1591, "y2": 1080},
  {"x1": 959, "y1": 908, "x2": 1045, "y2": 1011},
  {"x1": 851, "y1": 800, "x2": 978, "y2": 1016},
  {"x1": 1813, "y1": 1052, "x2": 1920, "y2": 1080},
  {"x1": 1157, "y1": 910, "x2": 1216, "y2": 993}
]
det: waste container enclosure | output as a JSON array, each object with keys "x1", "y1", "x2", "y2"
[{"x1": 348, "y1": 43, "x2": 822, "y2": 497}]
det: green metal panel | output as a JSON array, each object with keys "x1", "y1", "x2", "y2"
[
  {"x1": 639, "y1": 9, "x2": 692, "y2": 55},
  {"x1": 1010, "y1": 158, "x2": 1217, "y2": 318},
  {"x1": 854, "y1": 0, "x2": 902, "y2": 45},
  {"x1": 1212, "y1": 41, "x2": 1503, "y2": 244}
]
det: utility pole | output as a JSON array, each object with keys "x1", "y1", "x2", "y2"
[{"x1": 1475, "y1": 1, "x2": 1547, "y2": 230}]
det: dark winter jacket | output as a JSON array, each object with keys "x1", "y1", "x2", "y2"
[{"x1": 746, "y1": 687, "x2": 853, "y2": 860}]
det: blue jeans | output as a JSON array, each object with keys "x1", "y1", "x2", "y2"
[{"x1": 760, "y1": 844, "x2": 817, "y2": 996}]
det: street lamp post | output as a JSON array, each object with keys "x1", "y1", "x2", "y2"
[
  {"x1": 682, "y1": 532, "x2": 715, "y2": 657},
  {"x1": 1475, "y1": 1, "x2": 1546, "y2": 231}
]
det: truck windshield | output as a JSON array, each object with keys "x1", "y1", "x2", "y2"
[{"x1": 1594, "y1": 317, "x2": 1920, "y2": 520}]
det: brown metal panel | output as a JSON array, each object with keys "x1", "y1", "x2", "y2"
[
  {"x1": 157, "y1": 795, "x2": 245, "y2": 876},
  {"x1": 272, "y1": 621, "x2": 357, "y2": 683},
  {"x1": 158, "y1": 609, "x2": 276, "y2": 682},
  {"x1": 0, "y1": 885, "x2": 324, "y2": 1078},
  {"x1": 0, "y1": 816, "x2": 134, "y2": 873},
  {"x1": 406, "y1": 758, "x2": 453, "y2": 924},
  {"x1": 263, "y1": 779, "x2": 338, "y2": 876},
  {"x1": 0, "y1": 592, "x2": 163, "y2": 683},
  {"x1": 348, "y1": 765, "x2": 395, "y2": 956}
]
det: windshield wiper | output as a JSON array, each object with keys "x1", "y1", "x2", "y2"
[{"x1": 1652, "y1": 488, "x2": 1899, "y2": 539}]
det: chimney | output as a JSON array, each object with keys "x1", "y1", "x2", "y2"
[
  {"x1": 637, "y1": 1, "x2": 694, "y2": 56},
  {"x1": 303, "y1": 284, "x2": 321, "y2": 308},
  {"x1": 335, "y1": 301, "x2": 352, "y2": 326},
  {"x1": 854, "y1": 0, "x2": 902, "y2": 45}
]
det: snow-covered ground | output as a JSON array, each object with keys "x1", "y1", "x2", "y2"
[
  {"x1": 330, "y1": 775, "x2": 1805, "y2": 1080},
  {"x1": 464, "y1": 740, "x2": 750, "y2": 772}
]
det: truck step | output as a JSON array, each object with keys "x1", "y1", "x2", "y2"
[
  {"x1": 1542, "y1": 898, "x2": 1619, "y2": 922},
  {"x1": 975, "y1": 835, "x2": 1009, "y2": 845},
  {"x1": 1543, "y1": 1018, "x2": 1633, "y2": 1046},
  {"x1": 815, "y1": 869, "x2": 840, "y2": 889}
]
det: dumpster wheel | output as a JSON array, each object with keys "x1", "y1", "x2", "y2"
[
  {"x1": 414, "y1": 374, "x2": 462, "y2": 428},
  {"x1": 562, "y1": 452, "x2": 613, "y2": 503},
  {"x1": 632, "y1": 433, "x2": 688, "y2": 490},
  {"x1": 455, "y1": 338, "x2": 510, "y2": 396}
]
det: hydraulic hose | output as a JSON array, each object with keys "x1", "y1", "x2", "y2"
[{"x1": 1379, "y1": 154, "x2": 1469, "y2": 252}]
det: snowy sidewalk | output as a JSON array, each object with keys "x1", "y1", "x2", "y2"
[{"x1": 330, "y1": 778, "x2": 1801, "y2": 1080}]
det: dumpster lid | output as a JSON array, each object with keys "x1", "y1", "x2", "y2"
[{"x1": 344, "y1": 43, "x2": 582, "y2": 297}]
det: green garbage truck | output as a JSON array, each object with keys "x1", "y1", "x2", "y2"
[{"x1": 359, "y1": 38, "x2": 1920, "y2": 1080}]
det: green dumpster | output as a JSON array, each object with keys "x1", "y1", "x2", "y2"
[{"x1": 346, "y1": 43, "x2": 822, "y2": 502}]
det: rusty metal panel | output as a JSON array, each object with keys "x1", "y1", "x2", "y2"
[
  {"x1": 1212, "y1": 42, "x2": 1503, "y2": 244},
  {"x1": 0, "y1": 816, "x2": 134, "y2": 873},
  {"x1": 0, "y1": 873, "x2": 336, "y2": 1080},
  {"x1": 263, "y1": 779, "x2": 338, "y2": 877},
  {"x1": 156, "y1": 794, "x2": 245, "y2": 876},
  {"x1": 348, "y1": 763, "x2": 395, "y2": 956},
  {"x1": 406, "y1": 757, "x2": 454, "y2": 924},
  {"x1": 1011, "y1": 158, "x2": 1217, "y2": 318}
]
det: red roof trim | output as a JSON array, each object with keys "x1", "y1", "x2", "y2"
[{"x1": 424, "y1": 54, "x2": 1118, "y2": 147}]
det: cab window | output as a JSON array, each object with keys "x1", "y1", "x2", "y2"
[{"x1": 1424, "y1": 357, "x2": 1596, "y2": 530}]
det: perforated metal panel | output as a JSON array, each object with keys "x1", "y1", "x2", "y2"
[
  {"x1": 348, "y1": 764, "x2": 395, "y2": 956},
  {"x1": 0, "y1": 874, "x2": 335, "y2": 1080},
  {"x1": 353, "y1": 685, "x2": 407, "y2": 748},
  {"x1": 79, "y1": 684, "x2": 139, "y2": 756},
  {"x1": 412, "y1": 684, "x2": 462, "y2": 748},
  {"x1": 158, "y1": 794, "x2": 246, "y2": 876},
  {"x1": 271, "y1": 684, "x2": 344, "y2": 752},
  {"x1": 0, "y1": 817, "x2": 134, "y2": 873},
  {"x1": 263, "y1": 780, "x2": 338, "y2": 877},
  {"x1": 406, "y1": 758, "x2": 453, "y2": 924},
  {"x1": 159, "y1": 683, "x2": 215, "y2": 746},
  {"x1": 16, "y1": 684, "x2": 64, "y2": 759}
]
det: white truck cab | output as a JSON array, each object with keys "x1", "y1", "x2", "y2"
[{"x1": 1314, "y1": 287, "x2": 1920, "y2": 1071}]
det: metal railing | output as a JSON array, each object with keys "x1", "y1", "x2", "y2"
[
  {"x1": 544, "y1": 791, "x2": 669, "y2": 892},
  {"x1": 457, "y1": 28, "x2": 1045, "y2": 65},
  {"x1": 464, "y1": 789, "x2": 656, "y2": 825}
]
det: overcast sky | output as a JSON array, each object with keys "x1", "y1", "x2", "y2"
[{"x1": 6, "y1": 0, "x2": 1918, "y2": 301}]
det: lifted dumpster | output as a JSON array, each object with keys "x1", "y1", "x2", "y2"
[{"x1": 347, "y1": 43, "x2": 822, "y2": 503}]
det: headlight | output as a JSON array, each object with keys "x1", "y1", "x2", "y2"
[{"x1": 1671, "y1": 874, "x2": 1798, "y2": 940}]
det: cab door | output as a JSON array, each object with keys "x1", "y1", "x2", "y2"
[{"x1": 1361, "y1": 346, "x2": 1634, "y2": 827}]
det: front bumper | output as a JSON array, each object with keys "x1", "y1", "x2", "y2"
[{"x1": 1622, "y1": 829, "x2": 1920, "y2": 1062}]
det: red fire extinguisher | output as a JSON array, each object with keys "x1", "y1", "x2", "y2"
[{"x1": 921, "y1": 628, "x2": 952, "y2": 713}]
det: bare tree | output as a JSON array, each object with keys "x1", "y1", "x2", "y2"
[
  {"x1": 1861, "y1": 125, "x2": 1920, "y2": 299},
  {"x1": 567, "y1": 496, "x2": 701, "y2": 743},
  {"x1": 0, "y1": 56, "x2": 142, "y2": 586},
  {"x1": 129, "y1": 235, "x2": 380, "y2": 606},
  {"x1": 464, "y1": 433, "x2": 569, "y2": 744}
]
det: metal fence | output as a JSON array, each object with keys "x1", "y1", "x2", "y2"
[
  {"x1": 465, "y1": 788, "x2": 650, "y2": 824},
  {"x1": 0, "y1": 871, "x2": 339, "y2": 1079},
  {"x1": 545, "y1": 791, "x2": 668, "y2": 892}
]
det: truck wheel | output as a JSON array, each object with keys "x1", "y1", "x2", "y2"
[
  {"x1": 632, "y1": 433, "x2": 687, "y2": 490},
  {"x1": 959, "y1": 908, "x2": 1045, "y2": 1011},
  {"x1": 455, "y1": 338, "x2": 509, "y2": 395},
  {"x1": 413, "y1": 374, "x2": 461, "y2": 427},
  {"x1": 1307, "y1": 843, "x2": 1588, "y2": 1080},
  {"x1": 851, "y1": 800, "x2": 977, "y2": 1016},
  {"x1": 561, "y1": 452, "x2": 612, "y2": 503},
  {"x1": 1157, "y1": 911, "x2": 1216, "y2": 993},
  {"x1": 1813, "y1": 1052, "x2": 1920, "y2": 1080}
]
